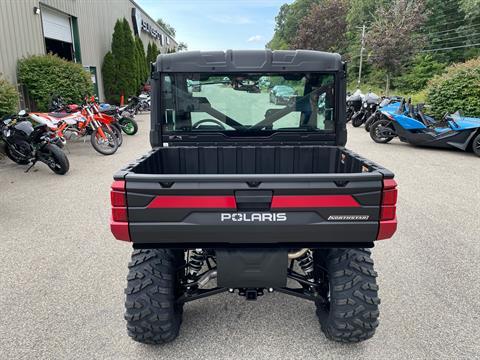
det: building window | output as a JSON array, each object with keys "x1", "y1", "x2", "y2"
[{"x1": 41, "y1": 7, "x2": 75, "y2": 61}]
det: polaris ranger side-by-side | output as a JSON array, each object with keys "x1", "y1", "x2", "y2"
[{"x1": 110, "y1": 50, "x2": 398, "y2": 344}]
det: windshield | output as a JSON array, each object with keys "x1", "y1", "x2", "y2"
[{"x1": 161, "y1": 72, "x2": 336, "y2": 134}]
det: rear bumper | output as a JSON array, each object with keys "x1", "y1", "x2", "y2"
[{"x1": 128, "y1": 222, "x2": 379, "y2": 245}]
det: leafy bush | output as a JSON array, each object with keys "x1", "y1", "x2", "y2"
[
  {"x1": 427, "y1": 57, "x2": 480, "y2": 118},
  {"x1": 0, "y1": 76, "x2": 19, "y2": 118},
  {"x1": 18, "y1": 54, "x2": 92, "y2": 111}
]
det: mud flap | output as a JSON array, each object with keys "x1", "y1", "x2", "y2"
[{"x1": 216, "y1": 249, "x2": 288, "y2": 288}]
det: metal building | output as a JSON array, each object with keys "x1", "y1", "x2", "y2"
[{"x1": 0, "y1": 0, "x2": 177, "y2": 101}]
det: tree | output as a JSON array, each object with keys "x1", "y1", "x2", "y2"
[
  {"x1": 135, "y1": 36, "x2": 148, "y2": 85},
  {"x1": 156, "y1": 18, "x2": 176, "y2": 37},
  {"x1": 293, "y1": 0, "x2": 348, "y2": 53},
  {"x1": 366, "y1": 0, "x2": 428, "y2": 93},
  {"x1": 267, "y1": 0, "x2": 319, "y2": 49},
  {"x1": 122, "y1": 18, "x2": 137, "y2": 96},
  {"x1": 110, "y1": 19, "x2": 137, "y2": 101},
  {"x1": 146, "y1": 42, "x2": 152, "y2": 69},
  {"x1": 102, "y1": 51, "x2": 117, "y2": 103},
  {"x1": 177, "y1": 42, "x2": 188, "y2": 51}
]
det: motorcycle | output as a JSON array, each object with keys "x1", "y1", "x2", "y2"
[
  {"x1": 370, "y1": 98, "x2": 480, "y2": 157},
  {"x1": 50, "y1": 97, "x2": 123, "y2": 147},
  {"x1": 0, "y1": 111, "x2": 69, "y2": 174},
  {"x1": 364, "y1": 96, "x2": 403, "y2": 132},
  {"x1": 351, "y1": 92, "x2": 380, "y2": 127},
  {"x1": 346, "y1": 89, "x2": 364, "y2": 123},
  {"x1": 137, "y1": 93, "x2": 151, "y2": 112},
  {"x1": 30, "y1": 104, "x2": 119, "y2": 156},
  {"x1": 98, "y1": 103, "x2": 138, "y2": 135}
]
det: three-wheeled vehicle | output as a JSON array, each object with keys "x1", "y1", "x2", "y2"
[{"x1": 370, "y1": 99, "x2": 480, "y2": 156}]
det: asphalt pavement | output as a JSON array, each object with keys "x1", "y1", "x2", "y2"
[{"x1": 0, "y1": 113, "x2": 479, "y2": 359}]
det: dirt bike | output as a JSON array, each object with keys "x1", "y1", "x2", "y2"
[
  {"x1": 50, "y1": 97, "x2": 123, "y2": 147},
  {"x1": 30, "y1": 104, "x2": 119, "y2": 155},
  {"x1": 98, "y1": 104, "x2": 138, "y2": 135}
]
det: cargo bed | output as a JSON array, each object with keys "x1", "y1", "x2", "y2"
[{"x1": 112, "y1": 145, "x2": 396, "y2": 247}]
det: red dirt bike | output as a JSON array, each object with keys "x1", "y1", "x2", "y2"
[
  {"x1": 50, "y1": 97, "x2": 124, "y2": 147},
  {"x1": 29, "y1": 103, "x2": 119, "y2": 155}
]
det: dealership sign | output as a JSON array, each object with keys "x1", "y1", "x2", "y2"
[{"x1": 131, "y1": 8, "x2": 163, "y2": 41}]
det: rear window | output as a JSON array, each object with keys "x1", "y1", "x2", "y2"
[{"x1": 160, "y1": 72, "x2": 336, "y2": 136}]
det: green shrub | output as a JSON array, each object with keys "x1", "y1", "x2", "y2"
[
  {"x1": 427, "y1": 57, "x2": 480, "y2": 118},
  {"x1": 17, "y1": 54, "x2": 93, "y2": 111},
  {"x1": 0, "y1": 76, "x2": 19, "y2": 118},
  {"x1": 395, "y1": 55, "x2": 446, "y2": 93}
]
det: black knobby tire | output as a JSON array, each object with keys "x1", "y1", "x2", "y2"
[
  {"x1": 315, "y1": 248, "x2": 380, "y2": 343},
  {"x1": 90, "y1": 126, "x2": 118, "y2": 155},
  {"x1": 351, "y1": 113, "x2": 364, "y2": 127},
  {"x1": 370, "y1": 120, "x2": 395, "y2": 143},
  {"x1": 42, "y1": 143, "x2": 69, "y2": 175},
  {"x1": 111, "y1": 124, "x2": 123, "y2": 147},
  {"x1": 119, "y1": 117, "x2": 138, "y2": 135},
  {"x1": 4, "y1": 141, "x2": 30, "y2": 165},
  {"x1": 472, "y1": 133, "x2": 480, "y2": 157},
  {"x1": 125, "y1": 249, "x2": 185, "y2": 344}
]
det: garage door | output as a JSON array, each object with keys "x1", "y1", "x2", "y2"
[{"x1": 42, "y1": 8, "x2": 72, "y2": 43}]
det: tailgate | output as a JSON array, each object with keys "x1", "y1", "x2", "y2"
[{"x1": 111, "y1": 172, "x2": 397, "y2": 246}]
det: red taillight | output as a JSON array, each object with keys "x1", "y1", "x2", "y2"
[
  {"x1": 110, "y1": 180, "x2": 130, "y2": 241},
  {"x1": 112, "y1": 207, "x2": 127, "y2": 222},
  {"x1": 111, "y1": 191, "x2": 126, "y2": 207},
  {"x1": 377, "y1": 178, "x2": 398, "y2": 240}
]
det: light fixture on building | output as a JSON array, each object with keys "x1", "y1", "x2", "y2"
[{"x1": 33, "y1": 6, "x2": 41, "y2": 15}]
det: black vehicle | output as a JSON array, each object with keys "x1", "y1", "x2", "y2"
[
  {"x1": 110, "y1": 50, "x2": 398, "y2": 345},
  {"x1": 351, "y1": 92, "x2": 380, "y2": 127},
  {"x1": 346, "y1": 90, "x2": 363, "y2": 122},
  {"x1": 0, "y1": 111, "x2": 69, "y2": 175}
]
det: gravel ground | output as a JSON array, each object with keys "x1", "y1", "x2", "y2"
[{"x1": 0, "y1": 114, "x2": 479, "y2": 359}]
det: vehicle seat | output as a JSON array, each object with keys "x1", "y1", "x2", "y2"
[
  {"x1": 48, "y1": 112, "x2": 69, "y2": 118},
  {"x1": 417, "y1": 111, "x2": 434, "y2": 127}
]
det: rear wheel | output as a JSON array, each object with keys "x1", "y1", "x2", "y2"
[
  {"x1": 315, "y1": 248, "x2": 380, "y2": 343},
  {"x1": 41, "y1": 144, "x2": 69, "y2": 175},
  {"x1": 125, "y1": 249, "x2": 184, "y2": 344},
  {"x1": 472, "y1": 133, "x2": 480, "y2": 157},
  {"x1": 90, "y1": 126, "x2": 118, "y2": 155},
  {"x1": 119, "y1": 117, "x2": 138, "y2": 135},
  {"x1": 370, "y1": 120, "x2": 395, "y2": 143}
]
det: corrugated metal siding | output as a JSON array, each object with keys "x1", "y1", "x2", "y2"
[
  {"x1": 0, "y1": 0, "x2": 177, "y2": 100},
  {"x1": 0, "y1": 0, "x2": 44, "y2": 83}
]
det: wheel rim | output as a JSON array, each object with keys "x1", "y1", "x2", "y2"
[
  {"x1": 374, "y1": 122, "x2": 392, "y2": 140},
  {"x1": 475, "y1": 137, "x2": 480, "y2": 151},
  {"x1": 123, "y1": 122, "x2": 134, "y2": 134},
  {"x1": 94, "y1": 131, "x2": 116, "y2": 152}
]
